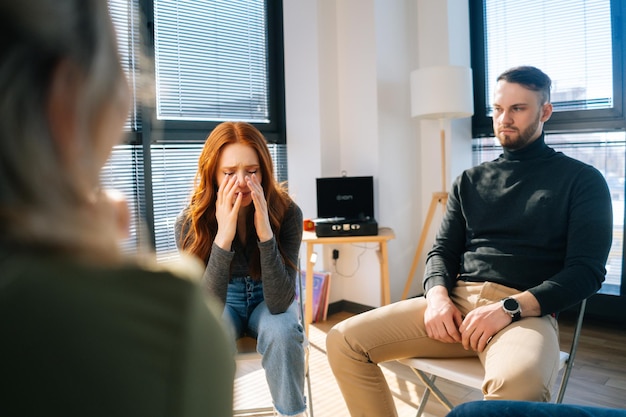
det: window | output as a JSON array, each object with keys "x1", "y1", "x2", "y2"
[
  {"x1": 470, "y1": 0, "x2": 626, "y2": 297},
  {"x1": 471, "y1": 0, "x2": 624, "y2": 136},
  {"x1": 100, "y1": 145, "x2": 147, "y2": 255},
  {"x1": 108, "y1": 0, "x2": 142, "y2": 133},
  {"x1": 151, "y1": 0, "x2": 286, "y2": 142},
  {"x1": 103, "y1": 0, "x2": 287, "y2": 259},
  {"x1": 105, "y1": 0, "x2": 145, "y2": 255},
  {"x1": 153, "y1": 0, "x2": 269, "y2": 123},
  {"x1": 484, "y1": 1, "x2": 613, "y2": 114}
]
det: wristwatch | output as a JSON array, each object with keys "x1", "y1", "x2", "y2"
[{"x1": 501, "y1": 297, "x2": 522, "y2": 322}]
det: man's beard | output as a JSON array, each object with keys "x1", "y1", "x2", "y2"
[{"x1": 497, "y1": 114, "x2": 541, "y2": 151}]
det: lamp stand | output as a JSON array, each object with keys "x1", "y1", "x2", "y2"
[{"x1": 401, "y1": 125, "x2": 448, "y2": 300}]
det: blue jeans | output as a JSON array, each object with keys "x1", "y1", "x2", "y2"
[
  {"x1": 447, "y1": 401, "x2": 626, "y2": 417},
  {"x1": 224, "y1": 277, "x2": 306, "y2": 416}
]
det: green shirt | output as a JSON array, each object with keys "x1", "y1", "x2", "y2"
[{"x1": 0, "y1": 250, "x2": 235, "y2": 417}]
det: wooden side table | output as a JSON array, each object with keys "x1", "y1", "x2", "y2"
[{"x1": 301, "y1": 227, "x2": 395, "y2": 332}]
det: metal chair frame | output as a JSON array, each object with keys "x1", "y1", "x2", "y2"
[
  {"x1": 396, "y1": 299, "x2": 587, "y2": 416},
  {"x1": 233, "y1": 260, "x2": 314, "y2": 417}
]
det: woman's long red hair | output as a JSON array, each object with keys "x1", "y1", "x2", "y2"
[{"x1": 179, "y1": 122, "x2": 294, "y2": 278}]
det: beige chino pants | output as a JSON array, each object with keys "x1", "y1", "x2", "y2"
[{"x1": 326, "y1": 281, "x2": 560, "y2": 417}]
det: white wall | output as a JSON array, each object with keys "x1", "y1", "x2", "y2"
[{"x1": 284, "y1": 0, "x2": 472, "y2": 307}]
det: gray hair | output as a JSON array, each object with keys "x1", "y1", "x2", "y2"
[{"x1": 0, "y1": 0, "x2": 129, "y2": 259}]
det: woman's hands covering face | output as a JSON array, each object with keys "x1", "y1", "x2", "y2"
[
  {"x1": 247, "y1": 173, "x2": 273, "y2": 243},
  {"x1": 213, "y1": 172, "x2": 273, "y2": 250},
  {"x1": 213, "y1": 174, "x2": 242, "y2": 250}
]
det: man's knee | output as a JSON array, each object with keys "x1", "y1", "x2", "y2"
[
  {"x1": 483, "y1": 367, "x2": 551, "y2": 401},
  {"x1": 326, "y1": 326, "x2": 343, "y2": 365}
]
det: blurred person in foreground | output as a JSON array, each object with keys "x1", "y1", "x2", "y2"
[
  {"x1": 0, "y1": 1, "x2": 234, "y2": 416},
  {"x1": 326, "y1": 66, "x2": 613, "y2": 416}
]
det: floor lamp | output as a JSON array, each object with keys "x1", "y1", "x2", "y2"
[{"x1": 401, "y1": 65, "x2": 474, "y2": 300}]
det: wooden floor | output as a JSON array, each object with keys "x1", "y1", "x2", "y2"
[{"x1": 234, "y1": 311, "x2": 626, "y2": 416}]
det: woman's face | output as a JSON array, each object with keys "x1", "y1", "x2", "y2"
[{"x1": 216, "y1": 142, "x2": 262, "y2": 207}]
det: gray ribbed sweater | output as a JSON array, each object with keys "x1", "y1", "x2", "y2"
[{"x1": 175, "y1": 202, "x2": 303, "y2": 314}]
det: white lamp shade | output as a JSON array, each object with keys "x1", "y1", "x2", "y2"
[{"x1": 410, "y1": 65, "x2": 474, "y2": 120}]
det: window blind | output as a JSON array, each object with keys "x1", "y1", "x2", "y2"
[
  {"x1": 483, "y1": 0, "x2": 613, "y2": 115},
  {"x1": 150, "y1": 144, "x2": 201, "y2": 262},
  {"x1": 153, "y1": 0, "x2": 270, "y2": 122},
  {"x1": 100, "y1": 145, "x2": 147, "y2": 255},
  {"x1": 108, "y1": 0, "x2": 142, "y2": 132}
]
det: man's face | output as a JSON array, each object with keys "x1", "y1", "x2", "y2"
[{"x1": 492, "y1": 80, "x2": 553, "y2": 151}]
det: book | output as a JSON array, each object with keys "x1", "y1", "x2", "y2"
[
  {"x1": 296, "y1": 270, "x2": 331, "y2": 323},
  {"x1": 317, "y1": 271, "x2": 331, "y2": 322}
]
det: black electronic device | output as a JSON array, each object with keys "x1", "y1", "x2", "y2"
[
  {"x1": 314, "y1": 217, "x2": 378, "y2": 237},
  {"x1": 315, "y1": 176, "x2": 378, "y2": 237}
]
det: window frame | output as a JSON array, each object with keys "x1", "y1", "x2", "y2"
[
  {"x1": 469, "y1": 0, "x2": 626, "y2": 138},
  {"x1": 139, "y1": 0, "x2": 287, "y2": 145}
]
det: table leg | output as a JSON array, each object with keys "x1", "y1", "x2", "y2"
[{"x1": 379, "y1": 241, "x2": 391, "y2": 305}]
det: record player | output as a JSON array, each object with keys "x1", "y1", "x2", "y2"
[{"x1": 314, "y1": 176, "x2": 378, "y2": 237}]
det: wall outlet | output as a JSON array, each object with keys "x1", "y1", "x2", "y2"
[{"x1": 332, "y1": 249, "x2": 340, "y2": 260}]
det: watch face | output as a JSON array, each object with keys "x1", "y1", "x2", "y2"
[{"x1": 503, "y1": 298, "x2": 518, "y2": 311}]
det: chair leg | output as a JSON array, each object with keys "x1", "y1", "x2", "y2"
[
  {"x1": 555, "y1": 298, "x2": 587, "y2": 404},
  {"x1": 298, "y1": 258, "x2": 314, "y2": 417},
  {"x1": 411, "y1": 369, "x2": 455, "y2": 413},
  {"x1": 555, "y1": 359, "x2": 571, "y2": 404},
  {"x1": 305, "y1": 346, "x2": 314, "y2": 417},
  {"x1": 415, "y1": 384, "x2": 431, "y2": 417},
  {"x1": 305, "y1": 370, "x2": 314, "y2": 417}
]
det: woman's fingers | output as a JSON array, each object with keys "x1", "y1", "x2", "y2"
[{"x1": 218, "y1": 175, "x2": 239, "y2": 206}]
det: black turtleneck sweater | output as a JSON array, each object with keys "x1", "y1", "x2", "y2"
[{"x1": 423, "y1": 134, "x2": 613, "y2": 315}]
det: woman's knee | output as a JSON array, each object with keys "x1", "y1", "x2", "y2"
[{"x1": 258, "y1": 312, "x2": 304, "y2": 345}]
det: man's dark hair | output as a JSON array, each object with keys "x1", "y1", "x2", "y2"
[{"x1": 497, "y1": 66, "x2": 551, "y2": 105}]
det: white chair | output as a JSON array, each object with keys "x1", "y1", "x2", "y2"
[
  {"x1": 232, "y1": 337, "x2": 276, "y2": 416},
  {"x1": 233, "y1": 262, "x2": 314, "y2": 417},
  {"x1": 396, "y1": 299, "x2": 587, "y2": 417}
]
